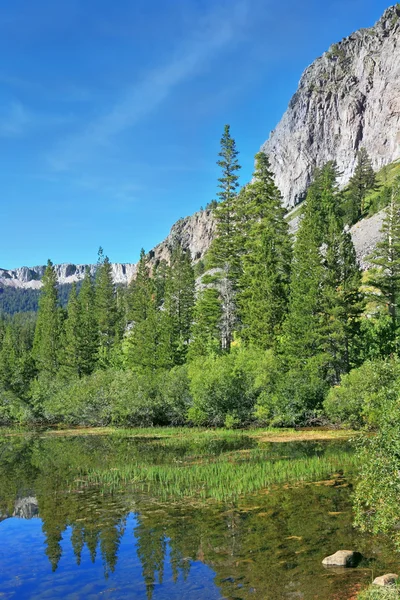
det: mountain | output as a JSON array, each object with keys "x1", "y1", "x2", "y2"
[
  {"x1": 0, "y1": 209, "x2": 215, "y2": 291},
  {"x1": 2, "y1": 6, "x2": 400, "y2": 304},
  {"x1": 262, "y1": 4, "x2": 400, "y2": 206}
]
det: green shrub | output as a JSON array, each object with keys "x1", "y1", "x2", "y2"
[
  {"x1": 255, "y1": 358, "x2": 327, "y2": 427},
  {"x1": 324, "y1": 357, "x2": 400, "y2": 428},
  {"x1": 357, "y1": 584, "x2": 400, "y2": 599},
  {"x1": 0, "y1": 385, "x2": 33, "y2": 424},
  {"x1": 188, "y1": 348, "x2": 260, "y2": 426}
]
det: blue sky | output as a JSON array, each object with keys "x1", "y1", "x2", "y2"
[{"x1": 0, "y1": 0, "x2": 392, "y2": 269}]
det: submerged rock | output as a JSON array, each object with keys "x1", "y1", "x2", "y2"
[
  {"x1": 373, "y1": 573, "x2": 398, "y2": 586},
  {"x1": 322, "y1": 550, "x2": 360, "y2": 567}
]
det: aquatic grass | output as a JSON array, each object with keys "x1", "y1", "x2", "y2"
[
  {"x1": 357, "y1": 585, "x2": 400, "y2": 599},
  {"x1": 80, "y1": 446, "x2": 359, "y2": 502}
]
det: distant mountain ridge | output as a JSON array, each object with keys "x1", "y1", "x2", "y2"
[{"x1": 0, "y1": 209, "x2": 215, "y2": 291}]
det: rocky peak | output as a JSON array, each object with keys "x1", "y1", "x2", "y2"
[
  {"x1": 0, "y1": 209, "x2": 215, "y2": 290},
  {"x1": 262, "y1": 4, "x2": 400, "y2": 206}
]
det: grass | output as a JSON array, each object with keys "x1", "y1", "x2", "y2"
[
  {"x1": 357, "y1": 585, "x2": 400, "y2": 599},
  {"x1": 0, "y1": 425, "x2": 357, "y2": 443},
  {"x1": 79, "y1": 444, "x2": 358, "y2": 502}
]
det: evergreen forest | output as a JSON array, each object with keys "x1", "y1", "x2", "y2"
[{"x1": 1, "y1": 126, "x2": 400, "y2": 436}]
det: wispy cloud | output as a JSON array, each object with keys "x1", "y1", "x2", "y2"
[
  {"x1": 48, "y1": 0, "x2": 249, "y2": 171},
  {"x1": 0, "y1": 102, "x2": 31, "y2": 137},
  {"x1": 0, "y1": 100, "x2": 74, "y2": 138}
]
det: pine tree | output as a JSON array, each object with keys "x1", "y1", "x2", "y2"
[
  {"x1": 238, "y1": 153, "x2": 292, "y2": 349},
  {"x1": 127, "y1": 249, "x2": 153, "y2": 323},
  {"x1": 153, "y1": 259, "x2": 168, "y2": 308},
  {"x1": 125, "y1": 299, "x2": 171, "y2": 371},
  {"x1": 305, "y1": 161, "x2": 342, "y2": 241},
  {"x1": 95, "y1": 251, "x2": 119, "y2": 367},
  {"x1": 188, "y1": 287, "x2": 222, "y2": 359},
  {"x1": 60, "y1": 283, "x2": 82, "y2": 377},
  {"x1": 320, "y1": 219, "x2": 363, "y2": 383},
  {"x1": 0, "y1": 325, "x2": 16, "y2": 389},
  {"x1": 208, "y1": 125, "x2": 242, "y2": 351},
  {"x1": 281, "y1": 203, "x2": 324, "y2": 368},
  {"x1": 210, "y1": 124, "x2": 241, "y2": 269},
  {"x1": 164, "y1": 243, "x2": 195, "y2": 365},
  {"x1": 33, "y1": 260, "x2": 61, "y2": 376},
  {"x1": 78, "y1": 268, "x2": 98, "y2": 375},
  {"x1": 347, "y1": 148, "x2": 377, "y2": 223},
  {"x1": 368, "y1": 178, "x2": 400, "y2": 344},
  {"x1": 125, "y1": 250, "x2": 172, "y2": 370},
  {"x1": 283, "y1": 162, "x2": 364, "y2": 387}
]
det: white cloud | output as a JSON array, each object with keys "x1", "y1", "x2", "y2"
[
  {"x1": 0, "y1": 100, "x2": 74, "y2": 138},
  {"x1": 0, "y1": 102, "x2": 31, "y2": 137},
  {"x1": 48, "y1": 0, "x2": 249, "y2": 171}
]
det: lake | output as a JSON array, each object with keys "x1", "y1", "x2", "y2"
[{"x1": 0, "y1": 430, "x2": 397, "y2": 599}]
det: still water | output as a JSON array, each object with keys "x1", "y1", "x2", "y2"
[{"x1": 0, "y1": 431, "x2": 397, "y2": 599}]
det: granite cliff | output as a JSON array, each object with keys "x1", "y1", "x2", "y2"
[
  {"x1": 262, "y1": 5, "x2": 400, "y2": 206},
  {"x1": 0, "y1": 209, "x2": 215, "y2": 290}
]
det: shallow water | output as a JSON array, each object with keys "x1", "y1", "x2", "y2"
[{"x1": 0, "y1": 432, "x2": 397, "y2": 599}]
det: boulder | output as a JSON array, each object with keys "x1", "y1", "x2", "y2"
[
  {"x1": 322, "y1": 550, "x2": 360, "y2": 567},
  {"x1": 373, "y1": 574, "x2": 398, "y2": 587}
]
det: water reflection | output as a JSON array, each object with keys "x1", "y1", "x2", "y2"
[{"x1": 0, "y1": 433, "x2": 397, "y2": 599}]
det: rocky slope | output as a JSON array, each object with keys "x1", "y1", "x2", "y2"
[
  {"x1": 262, "y1": 5, "x2": 400, "y2": 206},
  {"x1": 0, "y1": 209, "x2": 215, "y2": 290}
]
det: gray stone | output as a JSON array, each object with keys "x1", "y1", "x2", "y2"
[
  {"x1": 373, "y1": 574, "x2": 398, "y2": 586},
  {"x1": 0, "y1": 209, "x2": 216, "y2": 290},
  {"x1": 262, "y1": 5, "x2": 400, "y2": 207},
  {"x1": 322, "y1": 550, "x2": 360, "y2": 567}
]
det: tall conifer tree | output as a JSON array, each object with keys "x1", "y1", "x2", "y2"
[
  {"x1": 208, "y1": 124, "x2": 241, "y2": 350},
  {"x1": 347, "y1": 148, "x2": 377, "y2": 222},
  {"x1": 78, "y1": 268, "x2": 98, "y2": 375},
  {"x1": 188, "y1": 288, "x2": 222, "y2": 359},
  {"x1": 368, "y1": 178, "x2": 400, "y2": 344},
  {"x1": 95, "y1": 250, "x2": 119, "y2": 367},
  {"x1": 238, "y1": 153, "x2": 292, "y2": 349},
  {"x1": 60, "y1": 283, "x2": 82, "y2": 377},
  {"x1": 33, "y1": 260, "x2": 61, "y2": 376},
  {"x1": 164, "y1": 243, "x2": 195, "y2": 365}
]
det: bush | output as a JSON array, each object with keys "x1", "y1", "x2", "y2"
[
  {"x1": 188, "y1": 348, "x2": 262, "y2": 426},
  {"x1": 41, "y1": 370, "x2": 115, "y2": 426},
  {"x1": 0, "y1": 385, "x2": 33, "y2": 424},
  {"x1": 357, "y1": 585, "x2": 400, "y2": 599},
  {"x1": 324, "y1": 357, "x2": 400, "y2": 428},
  {"x1": 255, "y1": 357, "x2": 327, "y2": 427}
]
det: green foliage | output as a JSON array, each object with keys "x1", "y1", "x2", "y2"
[
  {"x1": 238, "y1": 152, "x2": 292, "y2": 349},
  {"x1": 188, "y1": 287, "x2": 222, "y2": 359},
  {"x1": 188, "y1": 347, "x2": 269, "y2": 426},
  {"x1": 353, "y1": 397, "x2": 400, "y2": 548},
  {"x1": 357, "y1": 586, "x2": 400, "y2": 600},
  {"x1": 345, "y1": 148, "x2": 377, "y2": 223},
  {"x1": 32, "y1": 260, "x2": 61, "y2": 376},
  {"x1": 95, "y1": 251, "x2": 120, "y2": 367},
  {"x1": 324, "y1": 357, "x2": 400, "y2": 428},
  {"x1": 164, "y1": 243, "x2": 195, "y2": 365},
  {"x1": 368, "y1": 179, "x2": 400, "y2": 344}
]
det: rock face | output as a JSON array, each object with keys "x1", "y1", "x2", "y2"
[
  {"x1": 0, "y1": 209, "x2": 215, "y2": 290},
  {"x1": 262, "y1": 5, "x2": 400, "y2": 207},
  {"x1": 0, "y1": 496, "x2": 39, "y2": 522},
  {"x1": 322, "y1": 550, "x2": 361, "y2": 567}
]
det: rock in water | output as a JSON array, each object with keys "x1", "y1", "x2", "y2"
[
  {"x1": 262, "y1": 5, "x2": 400, "y2": 207},
  {"x1": 322, "y1": 550, "x2": 360, "y2": 567},
  {"x1": 373, "y1": 574, "x2": 398, "y2": 586}
]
